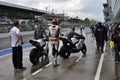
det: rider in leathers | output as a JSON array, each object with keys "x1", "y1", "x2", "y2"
[{"x1": 48, "y1": 19, "x2": 62, "y2": 66}]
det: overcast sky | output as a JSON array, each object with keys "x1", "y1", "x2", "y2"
[{"x1": 0, "y1": 0, "x2": 106, "y2": 22}]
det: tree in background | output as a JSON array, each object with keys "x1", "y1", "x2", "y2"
[
  {"x1": 83, "y1": 18, "x2": 90, "y2": 24},
  {"x1": 89, "y1": 19, "x2": 97, "y2": 24}
]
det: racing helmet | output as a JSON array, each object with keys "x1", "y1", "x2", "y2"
[{"x1": 52, "y1": 19, "x2": 57, "y2": 25}]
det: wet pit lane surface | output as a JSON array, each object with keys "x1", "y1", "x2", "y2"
[{"x1": 0, "y1": 28, "x2": 120, "y2": 80}]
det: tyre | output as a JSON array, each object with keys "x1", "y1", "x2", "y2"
[
  {"x1": 59, "y1": 46, "x2": 71, "y2": 59},
  {"x1": 62, "y1": 51, "x2": 71, "y2": 59},
  {"x1": 29, "y1": 48, "x2": 40, "y2": 65},
  {"x1": 81, "y1": 43, "x2": 87, "y2": 55},
  {"x1": 59, "y1": 46, "x2": 65, "y2": 56}
]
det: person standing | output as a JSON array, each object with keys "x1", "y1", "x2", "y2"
[
  {"x1": 34, "y1": 21, "x2": 48, "y2": 39},
  {"x1": 111, "y1": 23, "x2": 120, "y2": 63},
  {"x1": 89, "y1": 24, "x2": 95, "y2": 37},
  {"x1": 8, "y1": 20, "x2": 26, "y2": 70},
  {"x1": 48, "y1": 19, "x2": 62, "y2": 66},
  {"x1": 94, "y1": 22, "x2": 108, "y2": 53}
]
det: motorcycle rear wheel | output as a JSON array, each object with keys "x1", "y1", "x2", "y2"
[
  {"x1": 59, "y1": 46, "x2": 71, "y2": 59},
  {"x1": 29, "y1": 48, "x2": 39, "y2": 65}
]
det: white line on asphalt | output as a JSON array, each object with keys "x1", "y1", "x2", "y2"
[
  {"x1": 75, "y1": 54, "x2": 83, "y2": 62},
  {"x1": 94, "y1": 53, "x2": 106, "y2": 80},
  {"x1": 45, "y1": 62, "x2": 53, "y2": 67},
  {"x1": 32, "y1": 68, "x2": 43, "y2": 76},
  {"x1": 94, "y1": 42, "x2": 107, "y2": 80},
  {"x1": 103, "y1": 42, "x2": 106, "y2": 52},
  {"x1": 31, "y1": 62, "x2": 53, "y2": 76}
]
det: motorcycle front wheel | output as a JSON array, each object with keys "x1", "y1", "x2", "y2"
[{"x1": 81, "y1": 43, "x2": 87, "y2": 55}]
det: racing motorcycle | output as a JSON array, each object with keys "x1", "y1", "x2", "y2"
[
  {"x1": 59, "y1": 36, "x2": 87, "y2": 59},
  {"x1": 29, "y1": 38, "x2": 49, "y2": 65}
]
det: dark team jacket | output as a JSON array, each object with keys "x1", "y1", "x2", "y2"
[
  {"x1": 94, "y1": 25, "x2": 108, "y2": 40},
  {"x1": 34, "y1": 28, "x2": 47, "y2": 39},
  {"x1": 111, "y1": 27, "x2": 120, "y2": 48}
]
